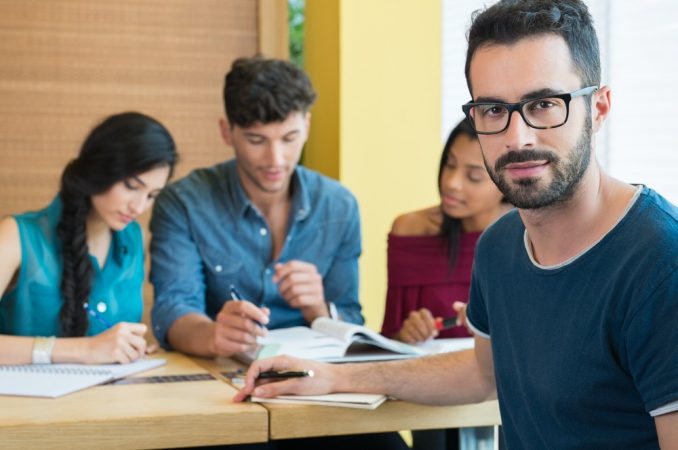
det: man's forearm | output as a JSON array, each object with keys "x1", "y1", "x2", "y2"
[
  {"x1": 167, "y1": 313, "x2": 216, "y2": 357},
  {"x1": 333, "y1": 350, "x2": 495, "y2": 405}
]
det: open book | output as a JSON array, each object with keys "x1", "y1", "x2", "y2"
[
  {"x1": 236, "y1": 317, "x2": 427, "y2": 364},
  {"x1": 251, "y1": 392, "x2": 388, "y2": 410},
  {"x1": 0, "y1": 358, "x2": 166, "y2": 398},
  {"x1": 415, "y1": 337, "x2": 475, "y2": 354}
]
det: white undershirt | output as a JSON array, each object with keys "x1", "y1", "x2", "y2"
[{"x1": 523, "y1": 185, "x2": 643, "y2": 270}]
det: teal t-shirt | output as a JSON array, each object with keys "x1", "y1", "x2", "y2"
[{"x1": 0, "y1": 196, "x2": 145, "y2": 336}]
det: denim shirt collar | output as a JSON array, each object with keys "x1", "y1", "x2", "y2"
[{"x1": 224, "y1": 159, "x2": 311, "y2": 223}]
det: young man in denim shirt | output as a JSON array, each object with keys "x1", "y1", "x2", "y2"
[{"x1": 149, "y1": 57, "x2": 364, "y2": 358}]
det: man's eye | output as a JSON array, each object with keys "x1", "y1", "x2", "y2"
[
  {"x1": 528, "y1": 98, "x2": 562, "y2": 111},
  {"x1": 480, "y1": 105, "x2": 506, "y2": 118}
]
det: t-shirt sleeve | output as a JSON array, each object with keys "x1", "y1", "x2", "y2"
[
  {"x1": 466, "y1": 268, "x2": 490, "y2": 339},
  {"x1": 625, "y1": 265, "x2": 678, "y2": 413}
]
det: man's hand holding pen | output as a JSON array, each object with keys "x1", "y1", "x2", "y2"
[
  {"x1": 210, "y1": 289, "x2": 270, "y2": 357},
  {"x1": 233, "y1": 355, "x2": 335, "y2": 402}
]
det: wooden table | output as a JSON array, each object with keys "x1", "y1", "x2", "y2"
[
  {"x1": 195, "y1": 356, "x2": 502, "y2": 440},
  {"x1": 0, "y1": 352, "x2": 268, "y2": 449}
]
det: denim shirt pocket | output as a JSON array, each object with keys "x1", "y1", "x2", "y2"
[
  {"x1": 201, "y1": 246, "x2": 244, "y2": 307},
  {"x1": 287, "y1": 220, "x2": 345, "y2": 275}
]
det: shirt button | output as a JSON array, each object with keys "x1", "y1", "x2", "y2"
[
  {"x1": 96, "y1": 301, "x2": 107, "y2": 313},
  {"x1": 260, "y1": 228, "x2": 268, "y2": 236},
  {"x1": 286, "y1": 236, "x2": 291, "y2": 242},
  {"x1": 265, "y1": 268, "x2": 271, "y2": 275},
  {"x1": 215, "y1": 265, "x2": 223, "y2": 273}
]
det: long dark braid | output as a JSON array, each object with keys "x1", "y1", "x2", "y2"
[
  {"x1": 56, "y1": 112, "x2": 177, "y2": 337},
  {"x1": 57, "y1": 161, "x2": 93, "y2": 336}
]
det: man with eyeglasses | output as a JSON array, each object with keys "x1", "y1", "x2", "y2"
[{"x1": 235, "y1": 1, "x2": 678, "y2": 448}]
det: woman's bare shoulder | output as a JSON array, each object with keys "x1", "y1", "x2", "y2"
[
  {"x1": 0, "y1": 216, "x2": 22, "y2": 293},
  {"x1": 0, "y1": 216, "x2": 19, "y2": 245},
  {"x1": 391, "y1": 206, "x2": 442, "y2": 236}
]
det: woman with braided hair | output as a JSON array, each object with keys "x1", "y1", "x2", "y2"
[{"x1": 0, "y1": 111, "x2": 177, "y2": 365}]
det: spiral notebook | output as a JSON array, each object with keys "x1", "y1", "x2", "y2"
[{"x1": 0, "y1": 358, "x2": 166, "y2": 398}]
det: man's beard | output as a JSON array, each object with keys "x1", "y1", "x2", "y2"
[{"x1": 485, "y1": 118, "x2": 592, "y2": 210}]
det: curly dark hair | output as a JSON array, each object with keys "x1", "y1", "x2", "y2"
[
  {"x1": 465, "y1": 0, "x2": 600, "y2": 94},
  {"x1": 223, "y1": 56, "x2": 317, "y2": 127},
  {"x1": 57, "y1": 112, "x2": 177, "y2": 337}
]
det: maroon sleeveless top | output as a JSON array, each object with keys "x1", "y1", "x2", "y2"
[{"x1": 381, "y1": 231, "x2": 481, "y2": 339}]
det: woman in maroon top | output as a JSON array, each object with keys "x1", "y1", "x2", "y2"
[
  {"x1": 382, "y1": 118, "x2": 509, "y2": 342},
  {"x1": 381, "y1": 118, "x2": 509, "y2": 450}
]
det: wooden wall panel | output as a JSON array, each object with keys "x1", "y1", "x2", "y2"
[
  {"x1": 0, "y1": 0, "x2": 258, "y2": 218},
  {"x1": 0, "y1": 0, "x2": 264, "y2": 336}
]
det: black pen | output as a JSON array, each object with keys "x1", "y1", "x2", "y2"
[
  {"x1": 257, "y1": 369, "x2": 314, "y2": 380},
  {"x1": 229, "y1": 285, "x2": 265, "y2": 328},
  {"x1": 435, "y1": 317, "x2": 458, "y2": 331}
]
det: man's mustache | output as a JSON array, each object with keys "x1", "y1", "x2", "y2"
[{"x1": 494, "y1": 150, "x2": 559, "y2": 172}]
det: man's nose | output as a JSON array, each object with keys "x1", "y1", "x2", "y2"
[{"x1": 502, "y1": 110, "x2": 536, "y2": 150}]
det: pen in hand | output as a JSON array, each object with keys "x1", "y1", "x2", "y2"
[
  {"x1": 257, "y1": 369, "x2": 314, "y2": 380},
  {"x1": 434, "y1": 317, "x2": 458, "y2": 331},
  {"x1": 84, "y1": 302, "x2": 112, "y2": 329},
  {"x1": 229, "y1": 285, "x2": 266, "y2": 329}
]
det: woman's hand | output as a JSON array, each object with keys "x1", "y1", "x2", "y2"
[
  {"x1": 396, "y1": 308, "x2": 438, "y2": 343},
  {"x1": 453, "y1": 301, "x2": 473, "y2": 335},
  {"x1": 86, "y1": 322, "x2": 149, "y2": 364}
]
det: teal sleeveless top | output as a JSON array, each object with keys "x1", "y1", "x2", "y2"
[{"x1": 0, "y1": 196, "x2": 145, "y2": 336}]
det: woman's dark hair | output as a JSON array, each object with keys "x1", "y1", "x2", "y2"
[
  {"x1": 57, "y1": 112, "x2": 177, "y2": 337},
  {"x1": 438, "y1": 118, "x2": 479, "y2": 270}
]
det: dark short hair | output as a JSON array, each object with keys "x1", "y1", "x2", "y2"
[
  {"x1": 223, "y1": 56, "x2": 317, "y2": 127},
  {"x1": 465, "y1": 0, "x2": 600, "y2": 94}
]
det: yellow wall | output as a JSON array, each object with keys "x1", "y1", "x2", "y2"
[{"x1": 305, "y1": 1, "x2": 442, "y2": 330}]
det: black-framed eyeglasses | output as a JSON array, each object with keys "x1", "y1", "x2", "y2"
[{"x1": 461, "y1": 86, "x2": 598, "y2": 135}]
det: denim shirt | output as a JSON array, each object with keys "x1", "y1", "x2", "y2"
[{"x1": 150, "y1": 159, "x2": 364, "y2": 348}]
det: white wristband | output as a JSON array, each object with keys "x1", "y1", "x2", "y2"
[{"x1": 32, "y1": 336, "x2": 55, "y2": 364}]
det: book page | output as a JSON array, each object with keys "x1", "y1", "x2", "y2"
[
  {"x1": 312, "y1": 318, "x2": 427, "y2": 356},
  {"x1": 251, "y1": 392, "x2": 387, "y2": 410},
  {"x1": 310, "y1": 317, "x2": 362, "y2": 342},
  {"x1": 252, "y1": 326, "x2": 349, "y2": 361},
  {"x1": 415, "y1": 337, "x2": 475, "y2": 354}
]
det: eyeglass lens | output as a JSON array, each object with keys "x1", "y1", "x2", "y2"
[{"x1": 471, "y1": 97, "x2": 568, "y2": 133}]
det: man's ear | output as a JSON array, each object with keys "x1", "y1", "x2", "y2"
[
  {"x1": 591, "y1": 85, "x2": 611, "y2": 133},
  {"x1": 304, "y1": 112, "x2": 312, "y2": 137},
  {"x1": 219, "y1": 118, "x2": 234, "y2": 146}
]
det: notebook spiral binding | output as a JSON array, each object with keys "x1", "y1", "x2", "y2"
[{"x1": 0, "y1": 365, "x2": 111, "y2": 376}]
